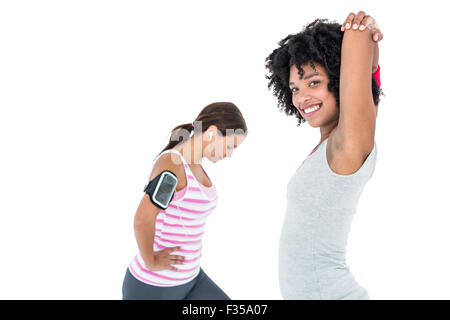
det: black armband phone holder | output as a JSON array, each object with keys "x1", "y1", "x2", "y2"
[{"x1": 143, "y1": 170, "x2": 178, "y2": 210}]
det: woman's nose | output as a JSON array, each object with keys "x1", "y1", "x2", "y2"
[
  {"x1": 294, "y1": 90, "x2": 310, "y2": 107},
  {"x1": 297, "y1": 94, "x2": 312, "y2": 108}
]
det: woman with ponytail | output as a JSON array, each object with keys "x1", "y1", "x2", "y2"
[{"x1": 122, "y1": 102, "x2": 247, "y2": 300}]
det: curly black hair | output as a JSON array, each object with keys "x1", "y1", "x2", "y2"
[{"x1": 265, "y1": 18, "x2": 382, "y2": 126}]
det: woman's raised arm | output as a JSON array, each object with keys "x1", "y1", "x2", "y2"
[{"x1": 336, "y1": 11, "x2": 380, "y2": 154}]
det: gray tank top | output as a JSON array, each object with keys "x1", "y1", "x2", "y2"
[{"x1": 279, "y1": 137, "x2": 377, "y2": 299}]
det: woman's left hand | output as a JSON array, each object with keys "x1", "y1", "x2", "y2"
[{"x1": 341, "y1": 11, "x2": 383, "y2": 42}]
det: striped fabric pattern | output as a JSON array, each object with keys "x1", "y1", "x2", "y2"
[{"x1": 128, "y1": 149, "x2": 218, "y2": 287}]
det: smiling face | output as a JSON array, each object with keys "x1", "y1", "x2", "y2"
[
  {"x1": 202, "y1": 127, "x2": 246, "y2": 163},
  {"x1": 289, "y1": 63, "x2": 339, "y2": 128}
]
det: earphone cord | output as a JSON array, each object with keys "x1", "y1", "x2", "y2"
[{"x1": 175, "y1": 203, "x2": 188, "y2": 238}]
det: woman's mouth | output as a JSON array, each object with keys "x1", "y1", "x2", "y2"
[{"x1": 302, "y1": 103, "x2": 322, "y2": 117}]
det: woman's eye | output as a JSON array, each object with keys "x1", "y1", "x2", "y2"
[
  {"x1": 309, "y1": 80, "x2": 320, "y2": 87},
  {"x1": 291, "y1": 88, "x2": 298, "y2": 93}
]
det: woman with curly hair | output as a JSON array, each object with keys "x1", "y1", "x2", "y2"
[
  {"x1": 265, "y1": 11, "x2": 383, "y2": 299},
  {"x1": 122, "y1": 102, "x2": 247, "y2": 299}
]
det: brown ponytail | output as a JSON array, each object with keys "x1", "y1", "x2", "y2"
[
  {"x1": 160, "y1": 122, "x2": 195, "y2": 154},
  {"x1": 158, "y1": 102, "x2": 247, "y2": 155}
]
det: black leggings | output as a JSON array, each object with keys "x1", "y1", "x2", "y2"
[{"x1": 122, "y1": 267, "x2": 231, "y2": 300}]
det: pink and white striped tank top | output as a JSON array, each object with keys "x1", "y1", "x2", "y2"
[{"x1": 128, "y1": 149, "x2": 218, "y2": 287}]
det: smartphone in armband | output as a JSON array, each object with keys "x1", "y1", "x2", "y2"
[{"x1": 143, "y1": 170, "x2": 178, "y2": 210}]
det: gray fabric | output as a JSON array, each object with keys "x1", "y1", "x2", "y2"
[
  {"x1": 279, "y1": 137, "x2": 377, "y2": 300},
  {"x1": 122, "y1": 267, "x2": 230, "y2": 300}
]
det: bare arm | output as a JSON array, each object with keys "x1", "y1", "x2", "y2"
[
  {"x1": 372, "y1": 42, "x2": 379, "y2": 73},
  {"x1": 337, "y1": 17, "x2": 377, "y2": 154},
  {"x1": 133, "y1": 154, "x2": 185, "y2": 271},
  {"x1": 134, "y1": 192, "x2": 160, "y2": 269}
]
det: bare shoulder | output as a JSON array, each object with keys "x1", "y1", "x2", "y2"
[
  {"x1": 149, "y1": 152, "x2": 187, "y2": 191},
  {"x1": 327, "y1": 131, "x2": 374, "y2": 176}
]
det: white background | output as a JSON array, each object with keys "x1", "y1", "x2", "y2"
[{"x1": 1, "y1": 0, "x2": 449, "y2": 299}]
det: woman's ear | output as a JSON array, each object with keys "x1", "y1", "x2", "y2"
[
  {"x1": 203, "y1": 125, "x2": 216, "y2": 142},
  {"x1": 207, "y1": 125, "x2": 219, "y2": 140}
]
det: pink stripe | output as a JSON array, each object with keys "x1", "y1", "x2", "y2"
[
  {"x1": 156, "y1": 220, "x2": 206, "y2": 228},
  {"x1": 187, "y1": 175, "x2": 195, "y2": 180},
  {"x1": 155, "y1": 234, "x2": 202, "y2": 245},
  {"x1": 155, "y1": 229, "x2": 205, "y2": 237},
  {"x1": 161, "y1": 211, "x2": 195, "y2": 221},
  {"x1": 183, "y1": 255, "x2": 201, "y2": 263},
  {"x1": 134, "y1": 256, "x2": 196, "y2": 281},
  {"x1": 176, "y1": 264, "x2": 201, "y2": 272},
  {"x1": 128, "y1": 264, "x2": 169, "y2": 286},
  {"x1": 184, "y1": 164, "x2": 189, "y2": 168},
  {"x1": 168, "y1": 204, "x2": 216, "y2": 214},
  {"x1": 189, "y1": 187, "x2": 201, "y2": 192},
  {"x1": 172, "y1": 186, "x2": 187, "y2": 201},
  {"x1": 154, "y1": 240, "x2": 202, "y2": 253},
  {"x1": 163, "y1": 231, "x2": 204, "y2": 237},
  {"x1": 182, "y1": 198, "x2": 211, "y2": 204}
]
